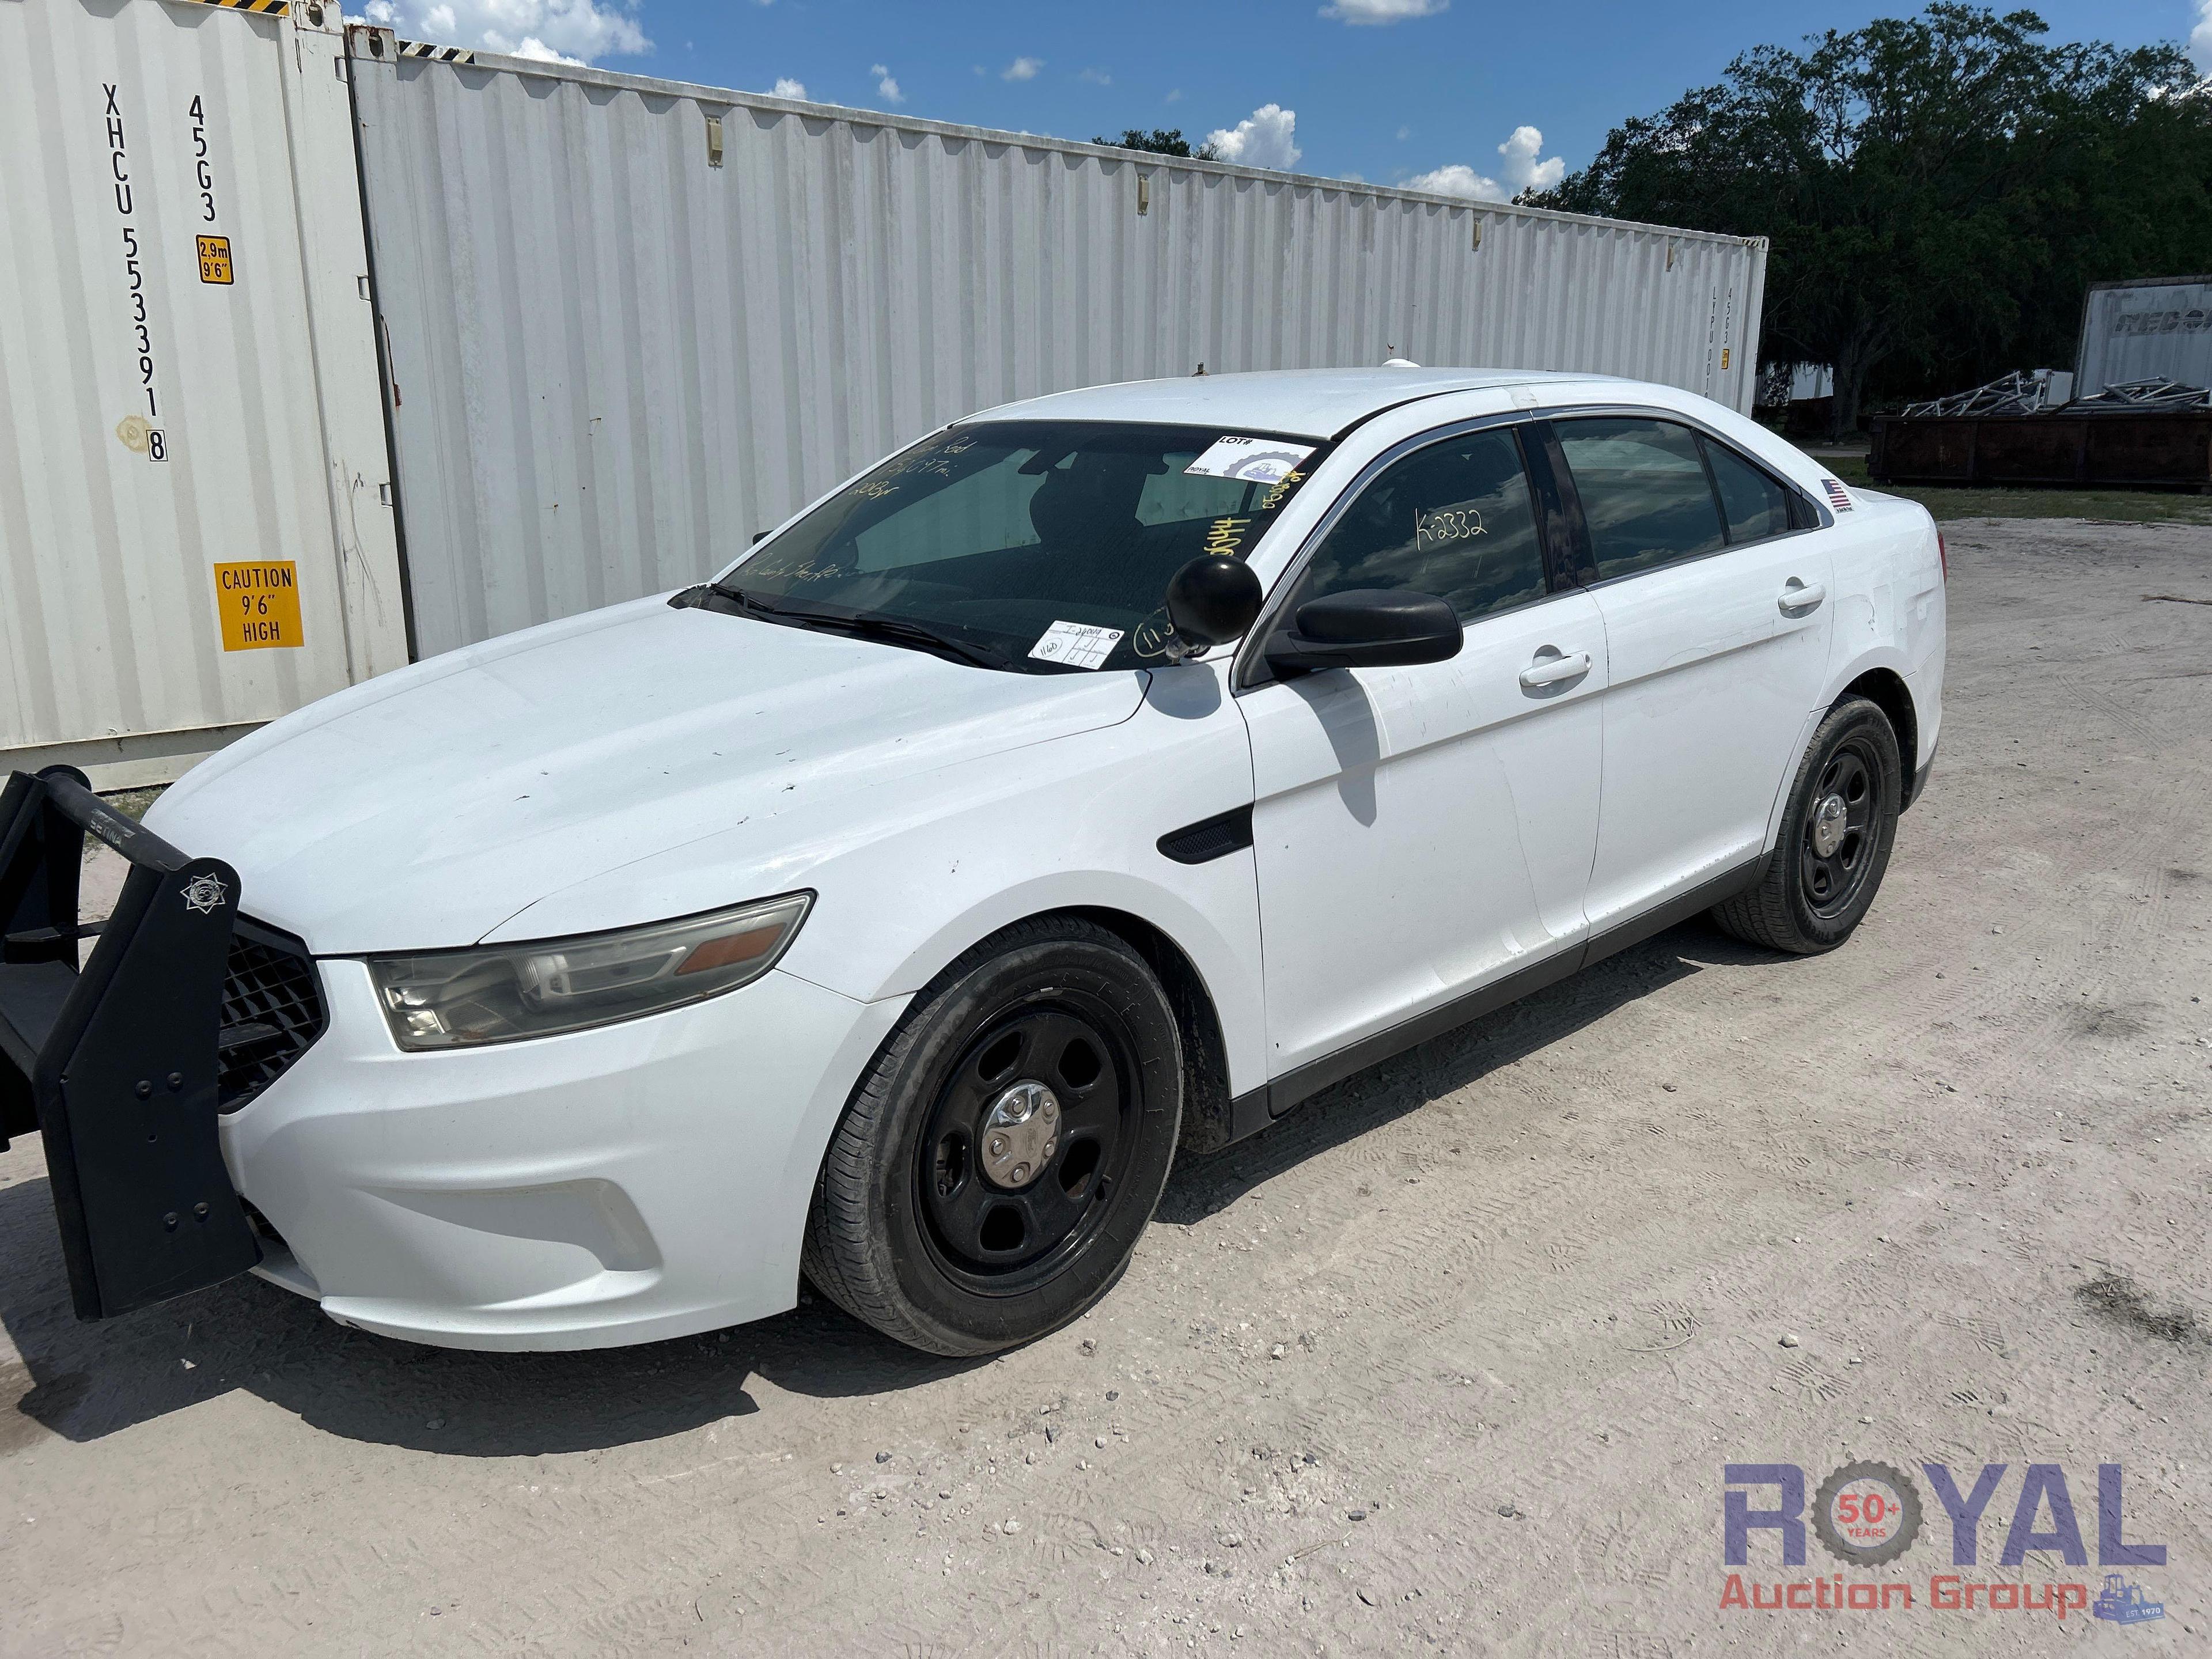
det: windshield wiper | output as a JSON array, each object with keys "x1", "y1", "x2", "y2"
[
  {"x1": 703, "y1": 581, "x2": 790, "y2": 619},
  {"x1": 794, "y1": 611, "x2": 1014, "y2": 672},
  {"x1": 706, "y1": 585, "x2": 1012, "y2": 672}
]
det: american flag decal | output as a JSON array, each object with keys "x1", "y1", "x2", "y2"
[{"x1": 1821, "y1": 476, "x2": 1853, "y2": 512}]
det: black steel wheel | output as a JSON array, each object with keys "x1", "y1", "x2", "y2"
[
  {"x1": 916, "y1": 999, "x2": 1139, "y2": 1293},
  {"x1": 1711, "y1": 695, "x2": 1903, "y2": 955},
  {"x1": 802, "y1": 916, "x2": 1183, "y2": 1355},
  {"x1": 1798, "y1": 736, "x2": 1883, "y2": 918}
]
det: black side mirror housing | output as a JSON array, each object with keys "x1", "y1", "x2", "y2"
[
  {"x1": 1263, "y1": 589, "x2": 1463, "y2": 673},
  {"x1": 1164, "y1": 556, "x2": 1264, "y2": 652}
]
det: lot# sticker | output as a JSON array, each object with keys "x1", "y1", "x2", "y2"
[
  {"x1": 1029, "y1": 620, "x2": 1124, "y2": 669},
  {"x1": 1184, "y1": 435, "x2": 1317, "y2": 487}
]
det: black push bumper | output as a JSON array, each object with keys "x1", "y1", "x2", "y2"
[{"x1": 0, "y1": 767, "x2": 260, "y2": 1319}]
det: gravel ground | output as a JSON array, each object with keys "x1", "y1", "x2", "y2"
[{"x1": 3, "y1": 518, "x2": 2209, "y2": 1657}]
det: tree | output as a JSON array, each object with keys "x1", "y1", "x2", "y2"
[
  {"x1": 1528, "y1": 6, "x2": 2212, "y2": 434},
  {"x1": 1093, "y1": 127, "x2": 1220, "y2": 161}
]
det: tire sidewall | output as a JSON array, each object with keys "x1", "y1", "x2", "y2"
[
  {"x1": 858, "y1": 929, "x2": 1182, "y2": 1351},
  {"x1": 1781, "y1": 699, "x2": 1902, "y2": 948}
]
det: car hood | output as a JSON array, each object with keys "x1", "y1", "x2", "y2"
[{"x1": 149, "y1": 597, "x2": 1147, "y2": 953}]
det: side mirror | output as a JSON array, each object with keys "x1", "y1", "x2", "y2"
[
  {"x1": 1163, "y1": 556, "x2": 1264, "y2": 653},
  {"x1": 1263, "y1": 589, "x2": 1463, "y2": 674}
]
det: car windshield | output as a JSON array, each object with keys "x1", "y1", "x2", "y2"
[{"x1": 722, "y1": 421, "x2": 1325, "y2": 673}]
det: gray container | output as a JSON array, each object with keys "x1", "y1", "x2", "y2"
[
  {"x1": 346, "y1": 33, "x2": 1768, "y2": 657},
  {"x1": 2075, "y1": 276, "x2": 2212, "y2": 397}
]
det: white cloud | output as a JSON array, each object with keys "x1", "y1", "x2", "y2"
[
  {"x1": 1079, "y1": 67, "x2": 1112, "y2": 86},
  {"x1": 869, "y1": 63, "x2": 904, "y2": 104},
  {"x1": 1203, "y1": 103, "x2": 1300, "y2": 171},
  {"x1": 771, "y1": 76, "x2": 808, "y2": 100},
  {"x1": 1164, "y1": 88, "x2": 1183, "y2": 104},
  {"x1": 1403, "y1": 124, "x2": 1563, "y2": 201},
  {"x1": 1495, "y1": 125, "x2": 1565, "y2": 192},
  {"x1": 1399, "y1": 162, "x2": 1501, "y2": 199},
  {"x1": 1002, "y1": 56, "x2": 1043, "y2": 81},
  {"x1": 1321, "y1": 0, "x2": 1448, "y2": 23},
  {"x1": 2193, "y1": 1, "x2": 2212, "y2": 73},
  {"x1": 358, "y1": 1, "x2": 650, "y2": 62},
  {"x1": 512, "y1": 36, "x2": 585, "y2": 63}
]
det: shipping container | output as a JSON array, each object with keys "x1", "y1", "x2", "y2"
[
  {"x1": 345, "y1": 33, "x2": 1769, "y2": 657},
  {"x1": 2075, "y1": 276, "x2": 2212, "y2": 397},
  {"x1": 4, "y1": 1, "x2": 1770, "y2": 783},
  {"x1": 0, "y1": 0, "x2": 407, "y2": 787}
]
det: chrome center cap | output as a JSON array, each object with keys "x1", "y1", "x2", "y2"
[
  {"x1": 1810, "y1": 793, "x2": 1849, "y2": 858},
  {"x1": 980, "y1": 1080, "x2": 1060, "y2": 1190}
]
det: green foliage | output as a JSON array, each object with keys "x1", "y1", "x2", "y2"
[
  {"x1": 1093, "y1": 127, "x2": 1219, "y2": 161},
  {"x1": 1528, "y1": 5, "x2": 2212, "y2": 433}
]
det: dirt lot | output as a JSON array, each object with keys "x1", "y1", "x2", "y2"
[{"x1": 3, "y1": 518, "x2": 2209, "y2": 1657}]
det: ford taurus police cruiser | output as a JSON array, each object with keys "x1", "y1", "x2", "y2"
[{"x1": 0, "y1": 369, "x2": 1944, "y2": 1355}]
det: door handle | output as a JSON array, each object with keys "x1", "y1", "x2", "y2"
[
  {"x1": 1778, "y1": 578, "x2": 1826, "y2": 613},
  {"x1": 1518, "y1": 650, "x2": 1592, "y2": 688}
]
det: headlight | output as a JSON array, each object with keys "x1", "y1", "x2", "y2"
[{"x1": 368, "y1": 892, "x2": 813, "y2": 1051}]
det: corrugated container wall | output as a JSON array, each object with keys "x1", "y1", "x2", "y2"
[
  {"x1": 347, "y1": 39, "x2": 1768, "y2": 657},
  {"x1": 2075, "y1": 276, "x2": 2212, "y2": 397},
  {"x1": 0, "y1": 0, "x2": 408, "y2": 786}
]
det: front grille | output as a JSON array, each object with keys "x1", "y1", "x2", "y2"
[{"x1": 217, "y1": 918, "x2": 327, "y2": 1111}]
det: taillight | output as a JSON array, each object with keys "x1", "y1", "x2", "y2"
[{"x1": 1936, "y1": 531, "x2": 1948, "y2": 582}]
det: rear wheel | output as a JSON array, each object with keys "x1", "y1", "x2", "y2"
[
  {"x1": 802, "y1": 916, "x2": 1183, "y2": 1355},
  {"x1": 1711, "y1": 695, "x2": 1902, "y2": 955}
]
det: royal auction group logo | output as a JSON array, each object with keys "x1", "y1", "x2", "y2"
[{"x1": 1722, "y1": 1461, "x2": 2166, "y2": 1622}]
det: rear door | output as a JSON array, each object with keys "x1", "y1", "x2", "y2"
[
  {"x1": 1241, "y1": 422, "x2": 1607, "y2": 1088},
  {"x1": 1546, "y1": 416, "x2": 1833, "y2": 933}
]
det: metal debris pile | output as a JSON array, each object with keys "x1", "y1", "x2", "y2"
[
  {"x1": 1902, "y1": 370, "x2": 2071, "y2": 418},
  {"x1": 1903, "y1": 370, "x2": 2211, "y2": 418},
  {"x1": 2070, "y1": 377, "x2": 2212, "y2": 412}
]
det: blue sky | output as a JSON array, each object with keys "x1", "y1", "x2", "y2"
[{"x1": 361, "y1": 2, "x2": 2212, "y2": 198}]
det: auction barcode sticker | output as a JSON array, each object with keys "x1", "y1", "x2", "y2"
[
  {"x1": 1184, "y1": 435, "x2": 1317, "y2": 486},
  {"x1": 1029, "y1": 620, "x2": 1124, "y2": 669}
]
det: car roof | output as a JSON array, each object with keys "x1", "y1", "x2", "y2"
[{"x1": 959, "y1": 366, "x2": 1635, "y2": 440}]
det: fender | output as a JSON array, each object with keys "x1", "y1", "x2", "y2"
[
  {"x1": 1763, "y1": 641, "x2": 1929, "y2": 853},
  {"x1": 850, "y1": 865, "x2": 1267, "y2": 1103}
]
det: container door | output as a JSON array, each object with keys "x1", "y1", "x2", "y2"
[{"x1": 0, "y1": 0, "x2": 406, "y2": 787}]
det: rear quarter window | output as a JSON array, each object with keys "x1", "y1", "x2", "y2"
[{"x1": 1702, "y1": 437, "x2": 1794, "y2": 544}]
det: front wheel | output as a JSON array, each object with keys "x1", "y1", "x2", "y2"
[
  {"x1": 802, "y1": 916, "x2": 1183, "y2": 1356},
  {"x1": 1711, "y1": 695, "x2": 1903, "y2": 955}
]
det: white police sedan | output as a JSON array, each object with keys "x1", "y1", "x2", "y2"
[{"x1": 1, "y1": 368, "x2": 1944, "y2": 1355}]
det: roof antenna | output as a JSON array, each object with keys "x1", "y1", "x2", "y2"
[
  {"x1": 1382, "y1": 346, "x2": 1420, "y2": 368},
  {"x1": 1191, "y1": 362, "x2": 1206, "y2": 376}
]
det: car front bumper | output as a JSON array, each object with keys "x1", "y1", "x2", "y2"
[{"x1": 222, "y1": 959, "x2": 904, "y2": 1350}]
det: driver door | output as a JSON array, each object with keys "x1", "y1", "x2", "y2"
[{"x1": 1238, "y1": 422, "x2": 1608, "y2": 1100}]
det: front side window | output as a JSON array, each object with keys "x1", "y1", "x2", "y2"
[
  {"x1": 729, "y1": 422, "x2": 1322, "y2": 672},
  {"x1": 1296, "y1": 427, "x2": 1547, "y2": 623},
  {"x1": 1554, "y1": 418, "x2": 1726, "y2": 581}
]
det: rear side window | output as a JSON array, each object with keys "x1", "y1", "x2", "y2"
[
  {"x1": 1300, "y1": 427, "x2": 1547, "y2": 623},
  {"x1": 1702, "y1": 438, "x2": 1793, "y2": 544},
  {"x1": 1554, "y1": 418, "x2": 1725, "y2": 581}
]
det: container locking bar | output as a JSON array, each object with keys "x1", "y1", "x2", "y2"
[{"x1": 0, "y1": 768, "x2": 259, "y2": 1320}]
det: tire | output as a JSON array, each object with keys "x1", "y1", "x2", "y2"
[
  {"x1": 1711, "y1": 695, "x2": 1903, "y2": 955},
  {"x1": 801, "y1": 916, "x2": 1184, "y2": 1356}
]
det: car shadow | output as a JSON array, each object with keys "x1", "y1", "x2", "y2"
[
  {"x1": 1157, "y1": 916, "x2": 1788, "y2": 1225},
  {"x1": 0, "y1": 1184, "x2": 975, "y2": 1456},
  {"x1": 0, "y1": 917, "x2": 1787, "y2": 1457}
]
